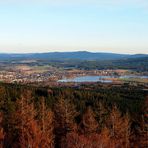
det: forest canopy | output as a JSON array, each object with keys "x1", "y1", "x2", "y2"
[{"x1": 0, "y1": 82, "x2": 147, "y2": 147}]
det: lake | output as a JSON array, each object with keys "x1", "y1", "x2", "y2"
[
  {"x1": 58, "y1": 75, "x2": 148, "y2": 83},
  {"x1": 58, "y1": 76, "x2": 113, "y2": 83}
]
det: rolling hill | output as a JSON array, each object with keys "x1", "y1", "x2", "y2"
[{"x1": 0, "y1": 51, "x2": 147, "y2": 61}]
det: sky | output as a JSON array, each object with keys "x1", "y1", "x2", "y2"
[{"x1": 0, "y1": 0, "x2": 148, "y2": 54}]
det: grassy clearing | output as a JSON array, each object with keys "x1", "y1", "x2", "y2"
[{"x1": 119, "y1": 78, "x2": 148, "y2": 83}]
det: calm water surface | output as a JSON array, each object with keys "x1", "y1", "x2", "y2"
[{"x1": 58, "y1": 75, "x2": 148, "y2": 83}]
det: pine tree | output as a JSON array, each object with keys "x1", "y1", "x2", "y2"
[
  {"x1": 123, "y1": 112, "x2": 131, "y2": 148},
  {"x1": 95, "y1": 101, "x2": 108, "y2": 129},
  {"x1": 38, "y1": 97, "x2": 54, "y2": 148},
  {"x1": 0, "y1": 112, "x2": 4, "y2": 148},
  {"x1": 138, "y1": 96, "x2": 148, "y2": 148},
  {"x1": 66, "y1": 132, "x2": 84, "y2": 148},
  {"x1": 14, "y1": 96, "x2": 42, "y2": 148},
  {"x1": 108, "y1": 105, "x2": 131, "y2": 148},
  {"x1": 81, "y1": 106, "x2": 98, "y2": 135},
  {"x1": 66, "y1": 132, "x2": 100, "y2": 148},
  {"x1": 54, "y1": 98, "x2": 78, "y2": 148},
  {"x1": 99, "y1": 127, "x2": 110, "y2": 148}
]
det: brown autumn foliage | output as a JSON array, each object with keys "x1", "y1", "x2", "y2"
[
  {"x1": 66, "y1": 132, "x2": 100, "y2": 148},
  {"x1": 10, "y1": 94, "x2": 54, "y2": 148},
  {"x1": 13, "y1": 96, "x2": 42, "y2": 148},
  {"x1": 138, "y1": 96, "x2": 148, "y2": 148},
  {"x1": 108, "y1": 105, "x2": 131, "y2": 148},
  {"x1": 66, "y1": 128, "x2": 111, "y2": 148},
  {"x1": 54, "y1": 98, "x2": 78, "y2": 148},
  {"x1": 66, "y1": 106, "x2": 110, "y2": 148},
  {"x1": 96, "y1": 101, "x2": 108, "y2": 127},
  {"x1": 80, "y1": 106, "x2": 98, "y2": 135},
  {"x1": 99, "y1": 127, "x2": 111, "y2": 148},
  {"x1": 0, "y1": 113, "x2": 4, "y2": 148},
  {"x1": 38, "y1": 97, "x2": 54, "y2": 148},
  {"x1": 0, "y1": 90, "x2": 146, "y2": 148}
]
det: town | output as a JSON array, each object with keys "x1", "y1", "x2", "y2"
[{"x1": 0, "y1": 63, "x2": 148, "y2": 87}]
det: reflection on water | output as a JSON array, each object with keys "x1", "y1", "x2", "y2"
[{"x1": 58, "y1": 75, "x2": 148, "y2": 83}]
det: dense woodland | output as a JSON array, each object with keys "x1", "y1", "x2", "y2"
[
  {"x1": 0, "y1": 56, "x2": 148, "y2": 72},
  {"x1": 45, "y1": 57, "x2": 148, "y2": 72},
  {"x1": 0, "y1": 83, "x2": 147, "y2": 148}
]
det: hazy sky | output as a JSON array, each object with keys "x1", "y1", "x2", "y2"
[{"x1": 0, "y1": 0, "x2": 148, "y2": 54}]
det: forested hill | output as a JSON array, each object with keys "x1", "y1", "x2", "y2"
[
  {"x1": 0, "y1": 51, "x2": 147, "y2": 60},
  {"x1": 73, "y1": 56, "x2": 148, "y2": 71}
]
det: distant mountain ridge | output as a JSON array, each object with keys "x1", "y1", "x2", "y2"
[{"x1": 0, "y1": 51, "x2": 147, "y2": 61}]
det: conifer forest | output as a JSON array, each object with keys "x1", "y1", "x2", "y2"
[{"x1": 0, "y1": 83, "x2": 147, "y2": 148}]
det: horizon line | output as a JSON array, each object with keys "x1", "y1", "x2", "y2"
[{"x1": 0, "y1": 50, "x2": 147, "y2": 55}]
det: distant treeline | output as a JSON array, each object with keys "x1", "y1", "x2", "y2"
[
  {"x1": 47, "y1": 57, "x2": 148, "y2": 72},
  {"x1": 0, "y1": 55, "x2": 148, "y2": 72}
]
